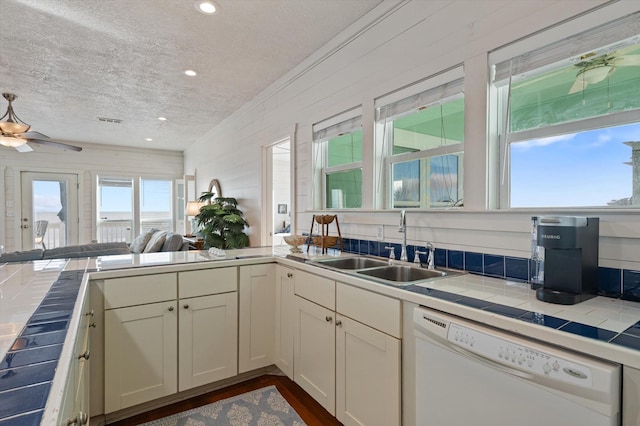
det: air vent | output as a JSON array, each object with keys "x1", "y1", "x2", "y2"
[
  {"x1": 423, "y1": 315, "x2": 447, "y2": 329},
  {"x1": 98, "y1": 117, "x2": 122, "y2": 124}
]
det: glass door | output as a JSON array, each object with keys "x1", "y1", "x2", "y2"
[
  {"x1": 97, "y1": 176, "x2": 134, "y2": 243},
  {"x1": 20, "y1": 172, "x2": 79, "y2": 250}
]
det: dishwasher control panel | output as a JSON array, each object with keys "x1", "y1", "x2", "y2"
[{"x1": 447, "y1": 323, "x2": 593, "y2": 387}]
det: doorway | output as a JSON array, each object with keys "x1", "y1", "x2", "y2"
[
  {"x1": 264, "y1": 138, "x2": 292, "y2": 247},
  {"x1": 21, "y1": 172, "x2": 79, "y2": 250}
]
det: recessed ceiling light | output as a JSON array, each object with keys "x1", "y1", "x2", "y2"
[
  {"x1": 145, "y1": 138, "x2": 153, "y2": 142},
  {"x1": 196, "y1": 1, "x2": 217, "y2": 14},
  {"x1": 184, "y1": 70, "x2": 197, "y2": 77},
  {"x1": 158, "y1": 117, "x2": 167, "y2": 121}
]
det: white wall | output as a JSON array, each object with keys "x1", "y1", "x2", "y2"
[
  {"x1": 1, "y1": 143, "x2": 183, "y2": 251},
  {"x1": 184, "y1": 0, "x2": 640, "y2": 269}
]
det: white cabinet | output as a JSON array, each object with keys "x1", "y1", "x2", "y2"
[
  {"x1": 294, "y1": 294, "x2": 336, "y2": 414},
  {"x1": 623, "y1": 365, "x2": 640, "y2": 426},
  {"x1": 275, "y1": 265, "x2": 295, "y2": 378},
  {"x1": 238, "y1": 264, "x2": 275, "y2": 373},
  {"x1": 179, "y1": 292, "x2": 237, "y2": 391},
  {"x1": 103, "y1": 268, "x2": 238, "y2": 413},
  {"x1": 59, "y1": 289, "x2": 92, "y2": 426},
  {"x1": 336, "y1": 314, "x2": 400, "y2": 426},
  {"x1": 292, "y1": 270, "x2": 401, "y2": 425},
  {"x1": 105, "y1": 300, "x2": 178, "y2": 412}
]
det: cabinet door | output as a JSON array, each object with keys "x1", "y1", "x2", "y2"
[
  {"x1": 294, "y1": 295, "x2": 336, "y2": 415},
  {"x1": 179, "y1": 292, "x2": 238, "y2": 391},
  {"x1": 336, "y1": 314, "x2": 401, "y2": 426},
  {"x1": 238, "y1": 264, "x2": 275, "y2": 373},
  {"x1": 275, "y1": 266, "x2": 295, "y2": 378},
  {"x1": 624, "y1": 366, "x2": 640, "y2": 425},
  {"x1": 104, "y1": 301, "x2": 177, "y2": 413}
]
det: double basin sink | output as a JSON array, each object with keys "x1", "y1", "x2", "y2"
[{"x1": 309, "y1": 255, "x2": 464, "y2": 286}]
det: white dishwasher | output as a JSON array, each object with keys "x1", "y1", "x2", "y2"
[{"x1": 413, "y1": 306, "x2": 621, "y2": 426}]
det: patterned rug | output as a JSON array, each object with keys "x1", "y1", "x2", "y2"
[{"x1": 139, "y1": 385, "x2": 306, "y2": 426}]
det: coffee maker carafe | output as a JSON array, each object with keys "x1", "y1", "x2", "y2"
[{"x1": 532, "y1": 216, "x2": 599, "y2": 305}]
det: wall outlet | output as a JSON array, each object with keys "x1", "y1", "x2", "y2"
[{"x1": 376, "y1": 225, "x2": 384, "y2": 241}]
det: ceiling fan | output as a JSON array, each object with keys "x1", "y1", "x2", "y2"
[
  {"x1": 568, "y1": 51, "x2": 640, "y2": 94},
  {"x1": 0, "y1": 93, "x2": 82, "y2": 152}
]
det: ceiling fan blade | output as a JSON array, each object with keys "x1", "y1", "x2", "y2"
[
  {"x1": 568, "y1": 77, "x2": 587, "y2": 94},
  {"x1": 617, "y1": 55, "x2": 640, "y2": 66},
  {"x1": 14, "y1": 143, "x2": 33, "y2": 153},
  {"x1": 27, "y1": 139, "x2": 83, "y2": 152},
  {"x1": 20, "y1": 130, "x2": 51, "y2": 140}
]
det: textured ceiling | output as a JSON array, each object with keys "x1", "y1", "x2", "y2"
[{"x1": 0, "y1": 0, "x2": 384, "y2": 152}]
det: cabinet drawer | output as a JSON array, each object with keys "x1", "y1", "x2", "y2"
[
  {"x1": 336, "y1": 283, "x2": 401, "y2": 338},
  {"x1": 294, "y1": 270, "x2": 335, "y2": 310},
  {"x1": 104, "y1": 274, "x2": 176, "y2": 309},
  {"x1": 178, "y1": 267, "x2": 237, "y2": 298}
]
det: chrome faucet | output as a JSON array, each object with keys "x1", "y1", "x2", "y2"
[
  {"x1": 425, "y1": 242, "x2": 435, "y2": 270},
  {"x1": 399, "y1": 210, "x2": 408, "y2": 262}
]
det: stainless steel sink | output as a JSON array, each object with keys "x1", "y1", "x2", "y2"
[
  {"x1": 357, "y1": 265, "x2": 448, "y2": 282},
  {"x1": 313, "y1": 257, "x2": 389, "y2": 270},
  {"x1": 309, "y1": 255, "x2": 464, "y2": 286}
]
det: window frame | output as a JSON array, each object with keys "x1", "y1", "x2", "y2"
[
  {"x1": 375, "y1": 69, "x2": 465, "y2": 210},
  {"x1": 490, "y1": 12, "x2": 640, "y2": 210}
]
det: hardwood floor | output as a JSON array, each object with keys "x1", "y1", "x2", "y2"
[{"x1": 108, "y1": 374, "x2": 343, "y2": 425}]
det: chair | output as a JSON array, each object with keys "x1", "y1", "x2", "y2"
[{"x1": 34, "y1": 220, "x2": 48, "y2": 249}]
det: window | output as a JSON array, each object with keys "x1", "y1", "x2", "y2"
[
  {"x1": 97, "y1": 176, "x2": 174, "y2": 242},
  {"x1": 140, "y1": 178, "x2": 173, "y2": 232},
  {"x1": 313, "y1": 110, "x2": 363, "y2": 209},
  {"x1": 492, "y1": 14, "x2": 640, "y2": 208},
  {"x1": 376, "y1": 71, "x2": 464, "y2": 208},
  {"x1": 98, "y1": 177, "x2": 134, "y2": 243}
]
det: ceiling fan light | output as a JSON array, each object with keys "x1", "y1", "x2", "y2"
[
  {"x1": 581, "y1": 66, "x2": 614, "y2": 84},
  {"x1": 196, "y1": 1, "x2": 217, "y2": 14},
  {"x1": 0, "y1": 120, "x2": 30, "y2": 134},
  {"x1": 0, "y1": 135, "x2": 28, "y2": 148}
]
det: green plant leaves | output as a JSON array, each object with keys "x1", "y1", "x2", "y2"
[{"x1": 194, "y1": 195, "x2": 249, "y2": 249}]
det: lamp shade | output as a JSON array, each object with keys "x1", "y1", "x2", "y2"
[{"x1": 185, "y1": 201, "x2": 205, "y2": 216}]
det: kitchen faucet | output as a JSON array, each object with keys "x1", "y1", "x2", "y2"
[
  {"x1": 425, "y1": 242, "x2": 435, "y2": 269},
  {"x1": 399, "y1": 210, "x2": 408, "y2": 262}
]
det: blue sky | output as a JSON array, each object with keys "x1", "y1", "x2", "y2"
[{"x1": 511, "y1": 122, "x2": 639, "y2": 207}]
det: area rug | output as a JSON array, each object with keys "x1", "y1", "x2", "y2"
[{"x1": 139, "y1": 385, "x2": 306, "y2": 426}]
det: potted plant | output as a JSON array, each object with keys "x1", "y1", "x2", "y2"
[{"x1": 194, "y1": 192, "x2": 250, "y2": 249}]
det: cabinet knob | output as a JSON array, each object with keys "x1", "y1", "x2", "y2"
[
  {"x1": 168, "y1": 306, "x2": 175, "y2": 311},
  {"x1": 89, "y1": 322, "x2": 96, "y2": 328},
  {"x1": 336, "y1": 320, "x2": 342, "y2": 327},
  {"x1": 325, "y1": 316, "x2": 333, "y2": 323},
  {"x1": 85, "y1": 310, "x2": 94, "y2": 317},
  {"x1": 287, "y1": 273, "x2": 293, "y2": 278},
  {"x1": 79, "y1": 349, "x2": 90, "y2": 360},
  {"x1": 183, "y1": 304, "x2": 189, "y2": 309}
]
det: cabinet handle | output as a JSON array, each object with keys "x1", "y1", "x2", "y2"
[
  {"x1": 168, "y1": 306, "x2": 175, "y2": 311},
  {"x1": 89, "y1": 322, "x2": 96, "y2": 328},
  {"x1": 85, "y1": 310, "x2": 94, "y2": 317},
  {"x1": 183, "y1": 304, "x2": 189, "y2": 309},
  {"x1": 287, "y1": 273, "x2": 293, "y2": 278},
  {"x1": 325, "y1": 316, "x2": 332, "y2": 323},
  {"x1": 79, "y1": 349, "x2": 90, "y2": 360},
  {"x1": 336, "y1": 320, "x2": 342, "y2": 327}
]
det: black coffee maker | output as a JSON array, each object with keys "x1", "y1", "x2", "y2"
[{"x1": 532, "y1": 216, "x2": 599, "y2": 305}]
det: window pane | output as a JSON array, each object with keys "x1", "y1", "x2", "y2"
[
  {"x1": 327, "y1": 130, "x2": 362, "y2": 167},
  {"x1": 510, "y1": 40, "x2": 640, "y2": 133},
  {"x1": 392, "y1": 97, "x2": 464, "y2": 154},
  {"x1": 98, "y1": 177, "x2": 133, "y2": 243},
  {"x1": 326, "y1": 169, "x2": 362, "y2": 208},
  {"x1": 140, "y1": 179, "x2": 173, "y2": 232},
  {"x1": 510, "y1": 122, "x2": 639, "y2": 207},
  {"x1": 392, "y1": 154, "x2": 462, "y2": 208}
]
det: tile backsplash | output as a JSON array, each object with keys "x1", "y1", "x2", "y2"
[{"x1": 338, "y1": 237, "x2": 640, "y2": 302}]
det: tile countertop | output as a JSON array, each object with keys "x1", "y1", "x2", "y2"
[{"x1": 1, "y1": 247, "x2": 640, "y2": 425}]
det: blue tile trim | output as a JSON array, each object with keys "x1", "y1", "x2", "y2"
[
  {"x1": 558, "y1": 322, "x2": 617, "y2": 342},
  {"x1": 610, "y1": 333, "x2": 640, "y2": 351},
  {"x1": 518, "y1": 312, "x2": 568, "y2": 329},
  {"x1": 345, "y1": 237, "x2": 640, "y2": 302},
  {"x1": 0, "y1": 270, "x2": 84, "y2": 423}
]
